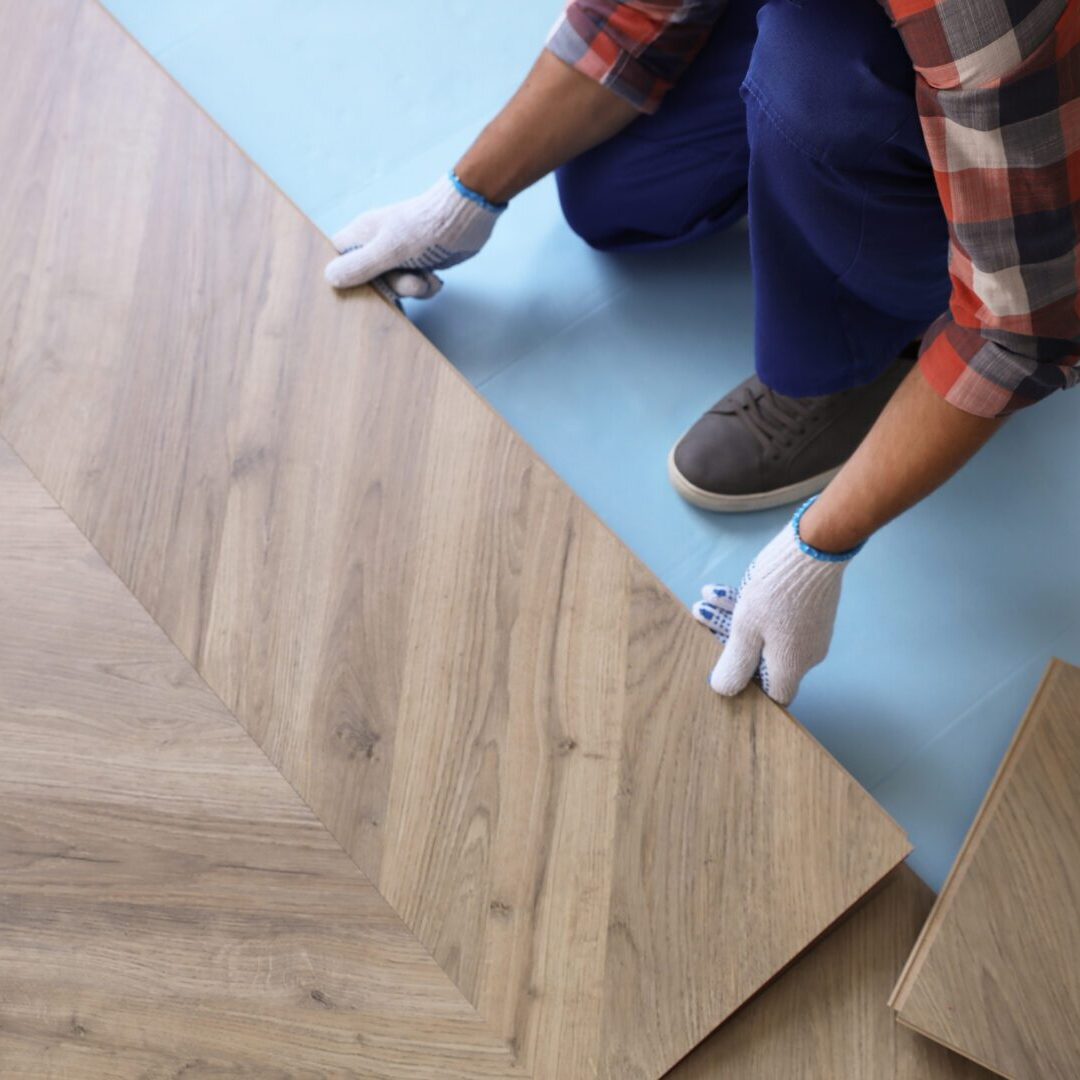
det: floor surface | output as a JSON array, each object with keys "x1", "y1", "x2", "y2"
[
  {"x1": 0, "y1": 440, "x2": 518, "y2": 1079},
  {"x1": 0, "y1": 4, "x2": 911, "y2": 1074},
  {"x1": 99, "y1": 0, "x2": 1080, "y2": 890}
]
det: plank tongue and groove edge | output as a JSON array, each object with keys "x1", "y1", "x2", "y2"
[
  {"x1": 0, "y1": 1, "x2": 910, "y2": 1076},
  {"x1": 890, "y1": 659, "x2": 1080, "y2": 1080},
  {"x1": 0, "y1": 438, "x2": 520, "y2": 1078}
]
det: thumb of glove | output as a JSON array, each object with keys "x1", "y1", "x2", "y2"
[{"x1": 710, "y1": 628, "x2": 763, "y2": 696}]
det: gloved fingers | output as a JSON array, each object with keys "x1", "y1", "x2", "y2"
[
  {"x1": 369, "y1": 275, "x2": 404, "y2": 308},
  {"x1": 324, "y1": 237, "x2": 397, "y2": 290},
  {"x1": 699, "y1": 583, "x2": 738, "y2": 610},
  {"x1": 382, "y1": 268, "x2": 443, "y2": 299},
  {"x1": 695, "y1": 600, "x2": 771, "y2": 683},
  {"x1": 693, "y1": 584, "x2": 738, "y2": 642},
  {"x1": 692, "y1": 600, "x2": 734, "y2": 642},
  {"x1": 757, "y1": 656, "x2": 771, "y2": 697},
  {"x1": 759, "y1": 645, "x2": 802, "y2": 706},
  {"x1": 369, "y1": 270, "x2": 443, "y2": 307},
  {"x1": 709, "y1": 627, "x2": 763, "y2": 697},
  {"x1": 331, "y1": 211, "x2": 381, "y2": 254},
  {"x1": 694, "y1": 601, "x2": 770, "y2": 689}
]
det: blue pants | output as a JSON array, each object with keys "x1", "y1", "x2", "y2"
[{"x1": 555, "y1": 0, "x2": 951, "y2": 396}]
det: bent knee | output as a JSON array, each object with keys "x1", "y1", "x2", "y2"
[
  {"x1": 555, "y1": 154, "x2": 629, "y2": 250},
  {"x1": 557, "y1": 142, "x2": 746, "y2": 251}
]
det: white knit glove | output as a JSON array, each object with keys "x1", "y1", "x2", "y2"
[
  {"x1": 325, "y1": 172, "x2": 505, "y2": 299},
  {"x1": 691, "y1": 499, "x2": 863, "y2": 706}
]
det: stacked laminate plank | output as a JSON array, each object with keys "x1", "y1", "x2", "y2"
[
  {"x1": 671, "y1": 865, "x2": 993, "y2": 1078},
  {"x1": 890, "y1": 660, "x2": 1080, "y2": 1080}
]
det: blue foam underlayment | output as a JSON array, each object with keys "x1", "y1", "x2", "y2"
[{"x1": 103, "y1": 1, "x2": 1080, "y2": 891}]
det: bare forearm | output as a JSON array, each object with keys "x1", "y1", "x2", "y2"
[
  {"x1": 455, "y1": 51, "x2": 640, "y2": 205},
  {"x1": 800, "y1": 366, "x2": 1004, "y2": 553}
]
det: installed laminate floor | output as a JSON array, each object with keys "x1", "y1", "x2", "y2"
[
  {"x1": 0, "y1": 2, "x2": 910, "y2": 1076},
  {"x1": 669, "y1": 867, "x2": 993, "y2": 1079},
  {"x1": 891, "y1": 661, "x2": 1080, "y2": 1080},
  {"x1": 0, "y1": 439, "x2": 519, "y2": 1078}
]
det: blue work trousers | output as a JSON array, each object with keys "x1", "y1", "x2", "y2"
[{"x1": 555, "y1": 0, "x2": 951, "y2": 394}]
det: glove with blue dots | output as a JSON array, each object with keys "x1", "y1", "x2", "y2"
[
  {"x1": 325, "y1": 172, "x2": 505, "y2": 301},
  {"x1": 691, "y1": 498, "x2": 863, "y2": 706}
]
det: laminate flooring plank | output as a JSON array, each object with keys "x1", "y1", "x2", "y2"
[
  {"x1": 668, "y1": 867, "x2": 993, "y2": 1079},
  {"x1": 0, "y1": 439, "x2": 518, "y2": 1079},
  {"x1": 890, "y1": 660, "x2": 1080, "y2": 1079},
  {"x1": 0, "y1": 4, "x2": 912, "y2": 1076}
]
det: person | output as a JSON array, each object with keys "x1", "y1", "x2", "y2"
[{"x1": 325, "y1": 0, "x2": 1079, "y2": 705}]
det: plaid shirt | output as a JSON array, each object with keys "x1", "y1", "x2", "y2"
[{"x1": 547, "y1": 0, "x2": 1080, "y2": 417}]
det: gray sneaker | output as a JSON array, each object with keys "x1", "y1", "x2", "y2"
[{"x1": 668, "y1": 357, "x2": 914, "y2": 512}]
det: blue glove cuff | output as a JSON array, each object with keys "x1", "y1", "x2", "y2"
[
  {"x1": 448, "y1": 170, "x2": 508, "y2": 213},
  {"x1": 792, "y1": 497, "x2": 865, "y2": 563}
]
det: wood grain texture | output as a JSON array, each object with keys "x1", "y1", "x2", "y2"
[
  {"x1": 890, "y1": 660, "x2": 1080, "y2": 1080},
  {"x1": 0, "y1": 440, "x2": 519, "y2": 1078},
  {"x1": 669, "y1": 867, "x2": 994, "y2": 1079},
  {"x1": 0, "y1": 3, "x2": 911, "y2": 1076}
]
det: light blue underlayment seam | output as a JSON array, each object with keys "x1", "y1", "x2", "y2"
[{"x1": 102, "y1": 0, "x2": 1080, "y2": 891}]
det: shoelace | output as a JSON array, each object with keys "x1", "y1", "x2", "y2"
[{"x1": 716, "y1": 383, "x2": 819, "y2": 452}]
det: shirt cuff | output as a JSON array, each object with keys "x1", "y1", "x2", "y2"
[
  {"x1": 546, "y1": 11, "x2": 669, "y2": 114},
  {"x1": 918, "y1": 313, "x2": 1078, "y2": 419}
]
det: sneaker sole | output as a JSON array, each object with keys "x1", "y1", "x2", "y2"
[{"x1": 666, "y1": 445, "x2": 843, "y2": 513}]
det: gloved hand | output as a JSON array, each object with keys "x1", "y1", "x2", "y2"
[
  {"x1": 325, "y1": 172, "x2": 505, "y2": 299},
  {"x1": 691, "y1": 498, "x2": 863, "y2": 706}
]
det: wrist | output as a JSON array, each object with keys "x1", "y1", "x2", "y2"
[
  {"x1": 793, "y1": 497, "x2": 864, "y2": 562},
  {"x1": 447, "y1": 169, "x2": 508, "y2": 214},
  {"x1": 451, "y1": 157, "x2": 513, "y2": 210}
]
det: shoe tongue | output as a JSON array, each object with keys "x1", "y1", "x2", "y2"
[
  {"x1": 709, "y1": 380, "x2": 821, "y2": 451},
  {"x1": 736, "y1": 384, "x2": 818, "y2": 449},
  {"x1": 711, "y1": 380, "x2": 766, "y2": 416}
]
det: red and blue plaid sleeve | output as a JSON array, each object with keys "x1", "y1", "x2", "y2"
[
  {"x1": 546, "y1": 1, "x2": 727, "y2": 113},
  {"x1": 883, "y1": 0, "x2": 1080, "y2": 416}
]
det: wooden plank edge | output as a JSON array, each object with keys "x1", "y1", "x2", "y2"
[
  {"x1": 888, "y1": 658, "x2": 1068, "y2": 1012},
  {"x1": 894, "y1": 1013, "x2": 1015, "y2": 1079},
  {"x1": 661, "y1": 860, "x2": 914, "y2": 1078}
]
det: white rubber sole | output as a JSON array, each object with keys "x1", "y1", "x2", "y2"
[{"x1": 666, "y1": 446, "x2": 842, "y2": 513}]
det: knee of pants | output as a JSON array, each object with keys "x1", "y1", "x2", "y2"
[
  {"x1": 555, "y1": 147, "x2": 694, "y2": 251},
  {"x1": 561, "y1": 146, "x2": 747, "y2": 251},
  {"x1": 556, "y1": 135, "x2": 748, "y2": 252},
  {"x1": 555, "y1": 156, "x2": 621, "y2": 250},
  {"x1": 744, "y1": 0, "x2": 924, "y2": 167}
]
